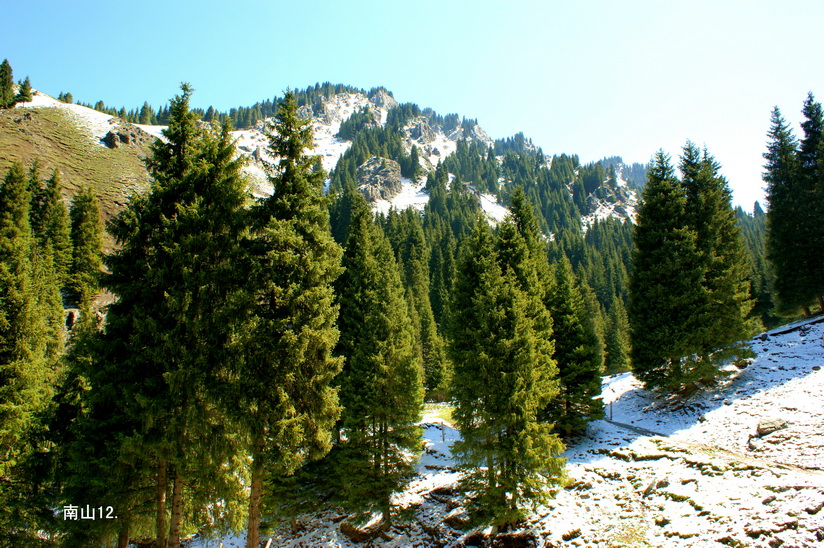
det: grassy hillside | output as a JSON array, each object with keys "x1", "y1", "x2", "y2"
[{"x1": 0, "y1": 101, "x2": 153, "y2": 236}]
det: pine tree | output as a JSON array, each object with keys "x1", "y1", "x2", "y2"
[
  {"x1": 68, "y1": 186, "x2": 103, "y2": 307},
  {"x1": 680, "y1": 143, "x2": 755, "y2": 364},
  {"x1": 542, "y1": 256, "x2": 604, "y2": 435},
  {"x1": 604, "y1": 295, "x2": 631, "y2": 373},
  {"x1": 763, "y1": 107, "x2": 809, "y2": 314},
  {"x1": 78, "y1": 84, "x2": 249, "y2": 546},
  {"x1": 629, "y1": 151, "x2": 706, "y2": 390},
  {"x1": 30, "y1": 170, "x2": 72, "y2": 287},
  {"x1": 15, "y1": 76, "x2": 32, "y2": 103},
  {"x1": 0, "y1": 163, "x2": 64, "y2": 538},
  {"x1": 234, "y1": 91, "x2": 343, "y2": 548},
  {"x1": 448, "y1": 219, "x2": 564, "y2": 529},
  {"x1": 333, "y1": 195, "x2": 423, "y2": 527},
  {"x1": 385, "y1": 209, "x2": 450, "y2": 397},
  {"x1": 797, "y1": 94, "x2": 824, "y2": 309},
  {"x1": 0, "y1": 59, "x2": 14, "y2": 108}
]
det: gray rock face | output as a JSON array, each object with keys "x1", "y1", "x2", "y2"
[
  {"x1": 357, "y1": 157, "x2": 402, "y2": 202},
  {"x1": 409, "y1": 117, "x2": 436, "y2": 143},
  {"x1": 369, "y1": 88, "x2": 398, "y2": 110}
]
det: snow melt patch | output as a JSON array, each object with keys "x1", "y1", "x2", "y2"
[
  {"x1": 478, "y1": 192, "x2": 509, "y2": 224},
  {"x1": 372, "y1": 177, "x2": 429, "y2": 215}
]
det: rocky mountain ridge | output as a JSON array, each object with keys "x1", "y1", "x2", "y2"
[{"x1": 2, "y1": 88, "x2": 639, "y2": 230}]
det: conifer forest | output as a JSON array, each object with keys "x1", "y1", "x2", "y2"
[{"x1": 2, "y1": 58, "x2": 824, "y2": 546}]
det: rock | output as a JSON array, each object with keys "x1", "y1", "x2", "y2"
[
  {"x1": 356, "y1": 156, "x2": 403, "y2": 202},
  {"x1": 102, "y1": 125, "x2": 152, "y2": 149},
  {"x1": 443, "y1": 507, "x2": 470, "y2": 529},
  {"x1": 489, "y1": 530, "x2": 538, "y2": 547},
  {"x1": 431, "y1": 485, "x2": 458, "y2": 496},
  {"x1": 339, "y1": 516, "x2": 385, "y2": 543},
  {"x1": 757, "y1": 418, "x2": 788, "y2": 437},
  {"x1": 813, "y1": 365, "x2": 821, "y2": 371},
  {"x1": 368, "y1": 88, "x2": 398, "y2": 110},
  {"x1": 409, "y1": 118, "x2": 436, "y2": 143}
]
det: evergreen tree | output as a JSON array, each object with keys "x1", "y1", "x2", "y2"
[
  {"x1": 76, "y1": 84, "x2": 249, "y2": 546},
  {"x1": 0, "y1": 59, "x2": 13, "y2": 108},
  {"x1": 0, "y1": 163, "x2": 64, "y2": 539},
  {"x1": 234, "y1": 91, "x2": 343, "y2": 548},
  {"x1": 604, "y1": 294, "x2": 631, "y2": 373},
  {"x1": 448, "y1": 220, "x2": 564, "y2": 529},
  {"x1": 384, "y1": 209, "x2": 450, "y2": 397},
  {"x1": 629, "y1": 152, "x2": 705, "y2": 391},
  {"x1": 333, "y1": 195, "x2": 423, "y2": 527},
  {"x1": 542, "y1": 256, "x2": 604, "y2": 435},
  {"x1": 30, "y1": 170, "x2": 72, "y2": 287},
  {"x1": 763, "y1": 107, "x2": 810, "y2": 314},
  {"x1": 15, "y1": 76, "x2": 32, "y2": 103},
  {"x1": 68, "y1": 186, "x2": 103, "y2": 308},
  {"x1": 797, "y1": 94, "x2": 824, "y2": 309}
]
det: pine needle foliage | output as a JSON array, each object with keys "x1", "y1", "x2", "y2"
[
  {"x1": 234, "y1": 90, "x2": 344, "y2": 547},
  {"x1": 448, "y1": 219, "x2": 564, "y2": 529},
  {"x1": 333, "y1": 192, "x2": 423, "y2": 526}
]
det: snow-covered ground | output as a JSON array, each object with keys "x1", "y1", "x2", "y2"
[{"x1": 187, "y1": 317, "x2": 824, "y2": 547}]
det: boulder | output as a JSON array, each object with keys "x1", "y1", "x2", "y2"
[
  {"x1": 357, "y1": 157, "x2": 403, "y2": 202},
  {"x1": 339, "y1": 516, "x2": 385, "y2": 543},
  {"x1": 757, "y1": 418, "x2": 788, "y2": 437},
  {"x1": 443, "y1": 507, "x2": 470, "y2": 529}
]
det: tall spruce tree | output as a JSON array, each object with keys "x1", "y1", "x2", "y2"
[
  {"x1": 384, "y1": 208, "x2": 450, "y2": 397},
  {"x1": 0, "y1": 59, "x2": 14, "y2": 108},
  {"x1": 68, "y1": 186, "x2": 103, "y2": 307},
  {"x1": 234, "y1": 91, "x2": 343, "y2": 548},
  {"x1": 629, "y1": 152, "x2": 705, "y2": 390},
  {"x1": 30, "y1": 170, "x2": 72, "y2": 287},
  {"x1": 0, "y1": 163, "x2": 64, "y2": 540},
  {"x1": 680, "y1": 143, "x2": 755, "y2": 363},
  {"x1": 333, "y1": 193, "x2": 423, "y2": 526},
  {"x1": 77, "y1": 84, "x2": 249, "y2": 546},
  {"x1": 542, "y1": 256, "x2": 604, "y2": 435},
  {"x1": 763, "y1": 107, "x2": 810, "y2": 314},
  {"x1": 448, "y1": 219, "x2": 564, "y2": 529},
  {"x1": 797, "y1": 94, "x2": 824, "y2": 309},
  {"x1": 630, "y1": 147, "x2": 754, "y2": 392}
]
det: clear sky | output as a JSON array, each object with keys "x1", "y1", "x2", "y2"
[{"x1": 4, "y1": 0, "x2": 823, "y2": 211}]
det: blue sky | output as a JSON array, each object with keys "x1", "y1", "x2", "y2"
[{"x1": 4, "y1": 1, "x2": 823, "y2": 210}]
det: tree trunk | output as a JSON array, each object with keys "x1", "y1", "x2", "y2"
[
  {"x1": 167, "y1": 469, "x2": 184, "y2": 547},
  {"x1": 155, "y1": 458, "x2": 168, "y2": 548},
  {"x1": 803, "y1": 305, "x2": 812, "y2": 317},
  {"x1": 116, "y1": 521, "x2": 130, "y2": 548},
  {"x1": 246, "y1": 440, "x2": 264, "y2": 548}
]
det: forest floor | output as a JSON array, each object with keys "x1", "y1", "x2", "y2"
[{"x1": 186, "y1": 316, "x2": 824, "y2": 547}]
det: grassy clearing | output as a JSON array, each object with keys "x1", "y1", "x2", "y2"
[{"x1": 423, "y1": 402, "x2": 455, "y2": 426}]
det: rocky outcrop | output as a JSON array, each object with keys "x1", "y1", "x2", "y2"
[
  {"x1": 369, "y1": 88, "x2": 398, "y2": 110},
  {"x1": 357, "y1": 156, "x2": 402, "y2": 202},
  {"x1": 409, "y1": 117, "x2": 437, "y2": 143},
  {"x1": 102, "y1": 124, "x2": 153, "y2": 149}
]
